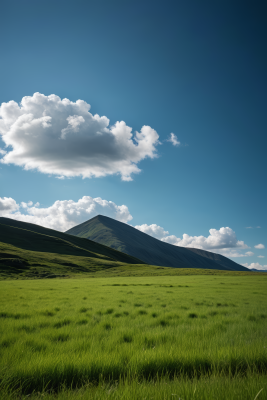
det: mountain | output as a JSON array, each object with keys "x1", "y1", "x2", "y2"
[
  {"x1": 0, "y1": 217, "x2": 145, "y2": 279},
  {"x1": 250, "y1": 268, "x2": 267, "y2": 273},
  {"x1": 66, "y1": 215, "x2": 249, "y2": 272}
]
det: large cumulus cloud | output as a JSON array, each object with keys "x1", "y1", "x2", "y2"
[
  {"x1": 0, "y1": 196, "x2": 132, "y2": 231},
  {"x1": 0, "y1": 93, "x2": 160, "y2": 181}
]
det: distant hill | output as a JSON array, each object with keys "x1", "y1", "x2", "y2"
[
  {"x1": 66, "y1": 215, "x2": 249, "y2": 272},
  {"x1": 0, "y1": 217, "x2": 145, "y2": 279},
  {"x1": 251, "y1": 268, "x2": 267, "y2": 272}
]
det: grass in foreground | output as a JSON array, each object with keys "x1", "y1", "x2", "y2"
[
  {"x1": 1, "y1": 374, "x2": 267, "y2": 400},
  {"x1": 0, "y1": 275, "x2": 267, "y2": 398}
]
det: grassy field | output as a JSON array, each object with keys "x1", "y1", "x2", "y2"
[{"x1": 0, "y1": 274, "x2": 267, "y2": 399}]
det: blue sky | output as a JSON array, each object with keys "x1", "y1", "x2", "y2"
[{"x1": 0, "y1": 0, "x2": 266, "y2": 268}]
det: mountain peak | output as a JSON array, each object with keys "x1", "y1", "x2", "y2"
[{"x1": 66, "y1": 216, "x2": 249, "y2": 272}]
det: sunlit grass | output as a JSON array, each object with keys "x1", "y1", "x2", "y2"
[{"x1": 0, "y1": 275, "x2": 266, "y2": 398}]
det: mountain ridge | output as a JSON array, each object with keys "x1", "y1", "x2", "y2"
[
  {"x1": 66, "y1": 215, "x2": 249, "y2": 272},
  {"x1": 0, "y1": 217, "x2": 144, "y2": 265}
]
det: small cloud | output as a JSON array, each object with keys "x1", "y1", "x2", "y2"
[
  {"x1": 255, "y1": 244, "x2": 265, "y2": 249},
  {"x1": 246, "y1": 227, "x2": 253, "y2": 229},
  {"x1": 21, "y1": 201, "x2": 33, "y2": 208},
  {"x1": 167, "y1": 133, "x2": 180, "y2": 147},
  {"x1": 135, "y1": 224, "x2": 169, "y2": 240},
  {"x1": 258, "y1": 256, "x2": 265, "y2": 258},
  {"x1": 220, "y1": 250, "x2": 254, "y2": 258},
  {"x1": 0, "y1": 148, "x2": 6, "y2": 155},
  {"x1": 256, "y1": 226, "x2": 261, "y2": 229},
  {"x1": 34, "y1": 202, "x2": 40, "y2": 207}
]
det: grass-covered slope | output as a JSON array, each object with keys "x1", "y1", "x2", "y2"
[
  {"x1": 66, "y1": 215, "x2": 249, "y2": 272},
  {"x1": 0, "y1": 217, "x2": 142, "y2": 263},
  {"x1": 0, "y1": 218, "x2": 146, "y2": 279}
]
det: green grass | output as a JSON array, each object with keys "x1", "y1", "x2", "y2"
[
  {"x1": 0, "y1": 275, "x2": 267, "y2": 399},
  {"x1": 1, "y1": 375, "x2": 267, "y2": 399}
]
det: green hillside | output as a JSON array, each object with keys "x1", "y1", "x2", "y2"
[
  {"x1": 0, "y1": 217, "x2": 142, "y2": 263},
  {"x1": 0, "y1": 218, "x2": 146, "y2": 279},
  {"x1": 66, "y1": 215, "x2": 249, "y2": 272},
  {"x1": 0, "y1": 218, "x2": 257, "y2": 280}
]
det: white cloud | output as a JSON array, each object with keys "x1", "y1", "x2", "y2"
[
  {"x1": 258, "y1": 256, "x2": 265, "y2": 258},
  {"x1": 255, "y1": 244, "x2": 265, "y2": 249},
  {"x1": 0, "y1": 197, "x2": 19, "y2": 215},
  {"x1": 217, "y1": 249, "x2": 250, "y2": 258},
  {"x1": 246, "y1": 226, "x2": 261, "y2": 229},
  {"x1": 241, "y1": 262, "x2": 267, "y2": 271},
  {"x1": 167, "y1": 133, "x2": 180, "y2": 146},
  {"x1": 0, "y1": 196, "x2": 132, "y2": 231},
  {"x1": 135, "y1": 224, "x2": 169, "y2": 240},
  {"x1": 0, "y1": 93, "x2": 160, "y2": 181},
  {"x1": 21, "y1": 201, "x2": 33, "y2": 208},
  {"x1": 134, "y1": 223, "x2": 250, "y2": 257},
  {"x1": 162, "y1": 227, "x2": 248, "y2": 250}
]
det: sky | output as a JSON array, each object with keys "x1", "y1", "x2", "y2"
[{"x1": 0, "y1": 0, "x2": 266, "y2": 269}]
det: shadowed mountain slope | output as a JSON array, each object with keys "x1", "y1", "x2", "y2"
[
  {"x1": 66, "y1": 215, "x2": 249, "y2": 272},
  {"x1": 0, "y1": 217, "x2": 143, "y2": 265}
]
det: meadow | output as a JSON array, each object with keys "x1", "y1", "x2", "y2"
[{"x1": 0, "y1": 274, "x2": 267, "y2": 399}]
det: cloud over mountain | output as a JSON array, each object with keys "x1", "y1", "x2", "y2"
[
  {"x1": 135, "y1": 224, "x2": 249, "y2": 257},
  {"x1": 0, "y1": 197, "x2": 19, "y2": 213},
  {"x1": 242, "y1": 262, "x2": 267, "y2": 271},
  {"x1": 135, "y1": 224, "x2": 169, "y2": 240},
  {"x1": 0, "y1": 196, "x2": 132, "y2": 231},
  {"x1": 1, "y1": 195, "x2": 254, "y2": 260},
  {"x1": 0, "y1": 93, "x2": 160, "y2": 181}
]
